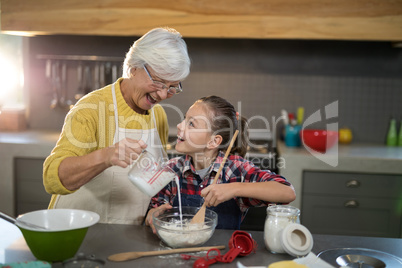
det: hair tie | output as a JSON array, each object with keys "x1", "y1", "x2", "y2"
[{"x1": 236, "y1": 112, "x2": 239, "y2": 120}]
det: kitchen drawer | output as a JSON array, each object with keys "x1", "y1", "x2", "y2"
[
  {"x1": 301, "y1": 195, "x2": 401, "y2": 238},
  {"x1": 303, "y1": 171, "x2": 402, "y2": 198}
]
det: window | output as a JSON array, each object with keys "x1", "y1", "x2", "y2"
[{"x1": 0, "y1": 34, "x2": 24, "y2": 108}]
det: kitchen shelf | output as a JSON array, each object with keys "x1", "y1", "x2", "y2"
[
  {"x1": 36, "y1": 54, "x2": 124, "y2": 62},
  {"x1": 2, "y1": 0, "x2": 402, "y2": 41}
]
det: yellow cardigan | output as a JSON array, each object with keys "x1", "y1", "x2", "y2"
[{"x1": 43, "y1": 78, "x2": 169, "y2": 208}]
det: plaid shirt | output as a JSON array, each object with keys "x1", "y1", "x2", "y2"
[{"x1": 150, "y1": 151, "x2": 293, "y2": 215}]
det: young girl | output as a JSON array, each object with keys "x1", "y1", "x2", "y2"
[{"x1": 146, "y1": 96, "x2": 295, "y2": 230}]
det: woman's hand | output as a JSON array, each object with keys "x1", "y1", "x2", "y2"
[
  {"x1": 57, "y1": 138, "x2": 147, "y2": 192},
  {"x1": 145, "y1": 203, "x2": 172, "y2": 234},
  {"x1": 201, "y1": 184, "x2": 238, "y2": 207},
  {"x1": 107, "y1": 139, "x2": 147, "y2": 168}
]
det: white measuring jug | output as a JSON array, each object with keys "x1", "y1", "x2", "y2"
[{"x1": 128, "y1": 150, "x2": 177, "y2": 197}]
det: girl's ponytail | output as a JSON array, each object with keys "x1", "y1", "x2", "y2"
[{"x1": 230, "y1": 115, "x2": 248, "y2": 157}]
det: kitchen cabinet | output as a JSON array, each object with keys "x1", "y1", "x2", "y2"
[
  {"x1": 14, "y1": 158, "x2": 50, "y2": 215},
  {"x1": 2, "y1": 0, "x2": 402, "y2": 41},
  {"x1": 301, "y1": 170, "x2": 402, "y2": 238},
  {"x1": 0, "y1": 131, "x2": 58, "y2": 216}
]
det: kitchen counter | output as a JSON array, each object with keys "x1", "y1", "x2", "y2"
[
  {"x1": 1, "y1": 130, "x2": 402, "y2": 214},
  {"x1": 277, "y1": 141, "x2": 402, "y2": 209},
  {"x1": 1, "y1": 221, "x2": 402, "y2": 267}
]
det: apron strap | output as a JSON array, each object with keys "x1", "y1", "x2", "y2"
[{"x1": 111, "y1": 83, "x2": 119, "y2": 144}]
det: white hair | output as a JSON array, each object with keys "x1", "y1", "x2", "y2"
[{"x1": 123, "y1": 27, "x2": 191, "y2": 81}]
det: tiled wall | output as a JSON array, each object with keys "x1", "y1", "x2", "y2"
[{"x1": 26, "y1": 35, "x2": 402, "y2": 143}]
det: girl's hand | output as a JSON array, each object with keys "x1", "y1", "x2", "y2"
[
  {"x1": 107, "y1": 139, "x2": 147, "y2": 168},
  {"x1": 145, "y1": 203, "x2": 172, "y2": 234},
  {"x1": 201, "y1": 183, "x2": 238, "y2": 207}
]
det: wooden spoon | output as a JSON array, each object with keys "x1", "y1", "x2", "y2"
[
  {"x1": 191, "y1": 130, "x2": 239, "y2": 224},
  {"x1": 108, "y1": 245, "x2": 225, "y2": 262}
]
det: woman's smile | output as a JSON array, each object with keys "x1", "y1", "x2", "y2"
[{"x1": 146, "y1": 93, "x2": 158, "y2": 105}]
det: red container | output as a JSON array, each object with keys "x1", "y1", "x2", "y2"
[{"x1": 301, "y1": 129, "x2": 338, "y2": 153}]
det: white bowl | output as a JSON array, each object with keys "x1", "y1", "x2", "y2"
[{"x1": 16, "y1": 209, "x2": 100, "y2": 231}]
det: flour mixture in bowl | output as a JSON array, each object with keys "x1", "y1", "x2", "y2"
[{"x1": 152, "y1": 206, "x2": 218, "y2": 248}]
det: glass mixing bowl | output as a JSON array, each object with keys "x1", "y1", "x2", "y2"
[{"x1": 152, "y1": 206, "x2": 218, "y2": 248}]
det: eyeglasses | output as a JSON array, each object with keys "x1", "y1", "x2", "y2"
[{"x1": 143, "y1": 65, "x2": 182, "y2": 95}]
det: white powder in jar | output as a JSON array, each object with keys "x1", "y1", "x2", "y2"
[
  {"x1": 264, "y1": 214, "x2": 291, "y2": 253},
  {"x1": 157, "y1": 219, "x2": 213, "y2": 248}
]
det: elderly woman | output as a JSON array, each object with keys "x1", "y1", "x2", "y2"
[{"x1": 43, "y1": 27, "x2": 191, "y2": 224}]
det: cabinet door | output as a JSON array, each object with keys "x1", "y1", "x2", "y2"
[
  {"x1": 14, "y1": 158, "x2": 50, "y2": 215},
  {"x1": 302, "y1": 195, "x2": 401, "y2": 238}
]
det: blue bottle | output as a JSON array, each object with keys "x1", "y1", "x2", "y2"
[{"x1": 285, "y1": 124, "x2": 301, "y2": 147}]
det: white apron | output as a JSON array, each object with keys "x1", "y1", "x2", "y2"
[{"x1": 54, "y1": 82, "x2": 165, "y2": 224}]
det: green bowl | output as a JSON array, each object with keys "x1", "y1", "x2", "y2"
[{"x1": 16, "y1": 209, "x2": 99, "y2": 262}]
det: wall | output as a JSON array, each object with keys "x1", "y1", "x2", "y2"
[{"x1": 26, "y1": 35, "x2": 402, "y2": 143}]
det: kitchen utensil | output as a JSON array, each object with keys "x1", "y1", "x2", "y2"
[
  {"x1": 94, "y1": 63, "x2": 100, "y2": 89},
  {"x1": 83, "y1": 65, "x2": 92, "y2": 94},
  {"x1": 287, "y1": 113, "x2": 295, "y2": 125},
  {"x1": 60, "y1": 62, "x2": 74, "y2": 109},
  {"x1": 301, "y1": 129, "x2": 338, "y2": 153},
  {"x1": 99, "y1": 62, "x2": 106, "y2": 87},
  {"x1": 15, "y1": 209, "x2": 99, "y2": 262},
  {"x1": 222, "y1": 231, "x2": 257, "y2": 262},
  {"x1": 0, "y1": 211, "x2": 47, "y2": 230},
  {"x1": 317, "y1": 248, "x2": 402, "y2": 267},
  {"x1": 75, "y1": 62, "x2": 84, "y2": 100},
  {"x1": 46, "y1": 59, "x2": 57, "y2": 109},
  {"x1": 104, "y1": 62, "x2": 112, "y2": 84},
  {"x1": 153, "y1": 206, "x2": 218, "y2": 248},
  {"x1": 50, "y1": 61, "x2": 61, "y2": 109},
  {"x1": 186, "y1": 231, "x2": 257, "y2": 268},
  {"x1": 281, "y1": 109, "x2": 289, "y2": 125},
  {"x1": 297, "y1": 107, "x2": 304, "y2": 125},
  {"x1": 112, "y1": 63, "x2": 118, "y2": 81},
  {"x1": 190, "y1": 248, "x2": 222, "y2": 268},
  {"x1": 128, "y1": 150, "x2": 176, "y2": 197},
  {"x1": 108, "y1": 245, "x2": 225, "y2": 262},
  {"x1": 279, "y1": 109, "x2": 289, "y2": 141},
  {"x1": 191, "y1": 130, "x2": 239, "y2": 224},
  {"x1": 45, "y1": 59, "x2": 52, "y2": 80}
]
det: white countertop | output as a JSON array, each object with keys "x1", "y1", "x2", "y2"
[{"x1": 0, "y1": 130, "x2": 60, "y2": 147}]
